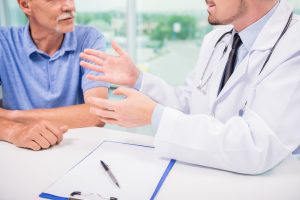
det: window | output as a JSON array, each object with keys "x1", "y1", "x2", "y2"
[
  {"x1": 76, "y1": 0, "x2": 127, "y2": 55},
  {"x1": 136, "y1": 0, "x2": 211, "y2": 85},
  {"x1": 289, "y1": 0, "x2": 300, "y2": 13},
  {"x1": 0, "y1": 0, "x2": 26, "y2": 26},
  {"x1": 76, "y1": 0, "x2": 209, "y2": 86}
]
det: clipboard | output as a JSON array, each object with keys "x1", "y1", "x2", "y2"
[{"x1": 39, "y1": 141, "x2": 176, "y2": 200}]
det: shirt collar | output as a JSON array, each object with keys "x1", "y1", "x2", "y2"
[
  {"x1": 237, "y1": 1, "x2": 279, "y2": 51},
  {"x1": 23, "y1": 22, "x2": 77, "y2": 58},
  {"x1": 23, "y1": 22, "x2": 38, "y2": 57},
  {"x1": 60, "y1": 28, "x2": 77, "y2": 54}
]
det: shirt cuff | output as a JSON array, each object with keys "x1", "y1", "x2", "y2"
[
  {"x1": 293, "y1": 145, "x2": 300, "y2": 155},
  {"x1": 151, "y1": 104, "x2": 165, "y2": 132},
  {"x1": 133, "y1": 72, "x2": 143, "y2": 90}
]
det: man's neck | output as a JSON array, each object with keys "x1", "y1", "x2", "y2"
[
  {"x1": 233, "y1": 0, "x2": 278, "y2": 32},
  {"x1": 29, "y1": 24, "x2": 64, "y2": 57}
]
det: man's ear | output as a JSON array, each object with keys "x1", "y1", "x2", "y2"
[{"x1": 17, "y1": 0, "x2": 32, "y2": 16}]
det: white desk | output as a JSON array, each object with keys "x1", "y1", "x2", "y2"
[{"x1": 1, "y1": 127, "x2": 300, "y2": 200}]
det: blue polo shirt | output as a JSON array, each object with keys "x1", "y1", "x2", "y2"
[{"x1": 0, "y1": 23, "x2": 109, "y2": 110}]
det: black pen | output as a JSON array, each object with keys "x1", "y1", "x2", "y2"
[{"x1": 100, "y1": 160, "x2": 120, "y2": 188}]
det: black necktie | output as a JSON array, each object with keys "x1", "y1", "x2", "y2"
[{"x1": 218, "y1": 33, "x2": 242, "y2": 94}]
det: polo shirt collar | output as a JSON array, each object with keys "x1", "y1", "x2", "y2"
[
  {"x1": 60, "y1": 27, "x2": 77, "y2": 53},
  {"x1": 23, "y1": 22, "x2": 37, "y2": 57}
]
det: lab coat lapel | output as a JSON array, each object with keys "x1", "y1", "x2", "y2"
[
  {"x1": 251, "y1": 0, "x2": 293, "y2": 53},
  {"x1": 251, "y1": 0, "x2": 293, "y2": 81},
  {"x1": 215, "y1": 0, "x2": 292, "y2": 100}
]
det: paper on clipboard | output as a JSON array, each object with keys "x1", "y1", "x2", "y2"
[{"x1": 40, "y1": 141, "x2": 174, "y2": 200}]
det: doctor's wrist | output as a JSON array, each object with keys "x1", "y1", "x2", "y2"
[
  {"x1": 151, "y1": 104, "x2": 165, "y2": 131},
  {"x1": 133, "y1": 70, "x2": 143, "y2": 90}
]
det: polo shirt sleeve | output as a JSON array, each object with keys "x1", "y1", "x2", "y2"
[
  {"x1": 0, "y1": 44, "x2": 2, "y2": 86},
  {"x1": 80, "y1": 27, "x2": 110, "y2": 93},
  {"x1": 0, "y1": 32, "x2": 2, "y2": 86}
]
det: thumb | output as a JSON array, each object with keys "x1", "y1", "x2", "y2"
[
  {"x1": 113, "y1": 87, "x2": 136, "y2": 97},
  {"x1": 56, "y1": 126, "x2": 68, "y2": 143},
  {"x1": 59, "y1": 126, "x2": 69, "y2": 133},
  {"x1": 112, "y1": 41, "x2": 126, "y2": 56}
]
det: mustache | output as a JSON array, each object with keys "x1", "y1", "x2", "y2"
[
  {"x1": 57, "y1": 11, "x2": 75, "y2": 21},
  {"x1": 206, "y1": 0, "x2": 215, "y2": 5}
]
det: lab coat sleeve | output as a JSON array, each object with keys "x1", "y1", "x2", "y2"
[
  {"x1": 154, "y1": 54, "x2": 300, "y2": 175},
  {"x1": 140, "y1": 72, "x2": 192, "y2": 113}
]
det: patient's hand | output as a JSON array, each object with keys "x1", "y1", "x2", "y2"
[{"x1": 8, "y1": 121, "x2": 68, "y2": 151}]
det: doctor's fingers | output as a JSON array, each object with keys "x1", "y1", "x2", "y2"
[
  {"x1": 83, "y1": 49, "x2": 108, "y2": 60},
  {"x1": 98, "y1": 116, "x2": 120, "y2": 126},
  {"x1": 86, "y1": 74, "x2": 109, "y2": 83},
  {"x1": 97, "y1": 116, "x2": 133, "y2": 128},
  {"x1": 112, "y1": 41, "x2": 127, "y2": 57},
  {"x1": 87, "y1": 97, "x2": 117, "y2": 112},
  {"x1": 113, "y1": 87, "x2": 137, "y2": 97},
  {"x1": 80, "y1": 52, "x2": 104, "y2": 66},
  {"x1": 90, "y1": 107, "x2": 118, "y2": 120},
  {"x1": 80, "y1": 60, "x2": 105, "y2": 73}
]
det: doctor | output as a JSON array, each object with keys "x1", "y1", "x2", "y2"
[{"x1": 80, "y1": 0, "x2": 300, "y2": 174}]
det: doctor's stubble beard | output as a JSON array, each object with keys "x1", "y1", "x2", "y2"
[{"x1": 207, "y1": 0, "x2": 248, "y2": 26}]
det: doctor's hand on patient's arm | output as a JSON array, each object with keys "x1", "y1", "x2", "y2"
[
  {"x1": 80, "y1": 41, "x2": 140, "y2": 87},
  {"x1": 0, "y1": 120, "x2": 68, "y2": 151},
  {"x1": 87, "y1": 87, "x2": 156, "y2": 128}
]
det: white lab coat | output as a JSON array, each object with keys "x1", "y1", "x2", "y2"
[{"x1": 140, "y1": 0, "x2": 300, "y2": 174}]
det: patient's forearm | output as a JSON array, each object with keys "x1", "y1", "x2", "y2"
[{"x1": 7, "y1": 104, "x2": 104, "y2": 128}]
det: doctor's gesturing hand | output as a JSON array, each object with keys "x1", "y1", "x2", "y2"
[
  {"x1": 80, "y1": 41, "x2": 140, "y2": 87},
  {"x1": 87, "y1": 87, "x2": 156, "y2": 128},
  {"x1": 80, "y1": 41, "x2": 156, "y2": 127}
]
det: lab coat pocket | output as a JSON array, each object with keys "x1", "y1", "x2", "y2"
[{"x1": 240, "y1": 86, "x2": 257, "y2": 117}]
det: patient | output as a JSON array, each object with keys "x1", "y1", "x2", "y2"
[{"x1": 0, "y1": 0, "x2": 108, "y2": 150}]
